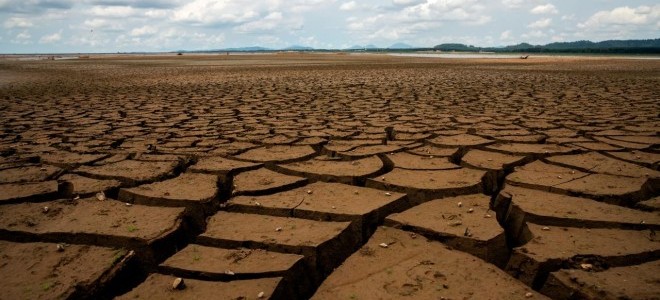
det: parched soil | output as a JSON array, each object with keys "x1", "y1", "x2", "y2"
[{"x1": 0, "y1": 54, "x2": 658, "y2": 299}]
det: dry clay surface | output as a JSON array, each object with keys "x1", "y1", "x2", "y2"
[{"x1": 0, "y1": 54, "x2": 658, "y2": 299}]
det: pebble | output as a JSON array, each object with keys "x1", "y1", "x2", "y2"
[
  {"x1": 56, "y1": 243, "x2": 65, "y2": 252},
  {"x1": 40, "y1": 166, "x2": 47, "y2": 171},
  {"x1": 457, "y1": 201, "x2": 463, "y2": 208},
  {"x1": 449, "y1": 221, "x2": 462, "y2": 227},
  {"x1": 275, "y1": 227, "x2": 282, "y2": 232},
  {"x1": 125, "y1": 203, "x2": 132, "y2": 207},
  {"x1": 580, "y1": 263, "x2": 593, "y2": 271},
  {"x1": 73, "y1": 195, "x2": 80, "y2": 200},
  {"x1": 378, "y1": 243, "x2": 389, "y2": 248},
  {"x1": 331, "y1": 206, "x2": 336, "y2": 209},
  {"x1": 484, "y1": 214, "x2": 492, "y2": 218},
  {"x1": 95, "y1": 191, "x2": 106, "y2": 201},
  {"x1": 525, "y1": 292, "x2": 533, "y2": 298},
  {"x1": 557, "y1": 175, "x2": 562, "y2": 179},
  {"x1": 385, "y1": 192, "x2": 392, "y2": 196},
  {"x1": 255, "y1": 201, "x2": 261, "y2": 206},
  {"x1": 225, "y1": 270, "x2": 235, "y2": 275},
  {"x1": 409, "y1": 233, "x2": 417, "y2": 239},
  {"x1": 467, "y1": 208, "x2": 474, "y2": 213},
  {"x1": 42, "y1": 206, "x2": 49, "y2": 214},
  {"x1": 172, "y1": 277, "x2": 185, "y2": 290},
  {"x1": 257, "y1": 291, "x2": 265, "y2": 298},
  {"x1": 542, "y1": 226, "x2": 550, "y2": 231},
  {"x1": 306, "y1": 189, "x2": 313, "y2": 194},
  {"x1": 353, "y1": 190, "x2": 359, "y2": 195}
]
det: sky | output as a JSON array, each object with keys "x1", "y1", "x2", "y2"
[{"x1": 1, "y1": 0, "x2": 658, "y2": 53}]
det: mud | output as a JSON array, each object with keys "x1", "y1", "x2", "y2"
[{"x1": 0, "y1": 54, "x2": 658, "y2": 299}]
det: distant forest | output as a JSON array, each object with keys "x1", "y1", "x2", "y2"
[{"x1": 433, "y1": 39, "x2": 660, "y2": 54}]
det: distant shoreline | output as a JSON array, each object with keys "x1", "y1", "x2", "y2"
[{"x1": 1, "y1": 51, "x2": 659, "y2": 61}]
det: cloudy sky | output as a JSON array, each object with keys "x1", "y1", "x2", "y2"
[{"x1": 1, "y1": 0, "x2": 658, "y2": 53}]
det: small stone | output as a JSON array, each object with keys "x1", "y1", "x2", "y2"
[
  {"x1": 42, "y1": 206, "x2": 49, "y2": 214},
  {"x1": 95, "y1": 191, "x2": 106, "y2": 201},
  {"x1": 381, "y1": 176, "x2": 386, "y2": 181},
  {"x1": 484, "y1": 214, "x2": 492, "y2": 218},
  {"x1": 258, "y1": 291, "x2": 265, "y2": 298},
  {"x1": 580, "y1": 263, "x2": 593, "y2": 271},
  {"x1": 73, "y1": 195, "x2": 80, "y2": 200},
  {"x1": 385, "y1": 192, "x2": 392, "y2": 196},
  {"x1": 255, "y1": 201, "x2": 261, "y2": 206},
  {"x1": 467, "y1": 208, "x2": 474, "y2": 213},
  {"x1": 429, "y1": 155, "x2": 434, "y2": 158},
  {"x1": 225, "y1": 270, "x2": 235, "y2": 275},
  {"x1": 379, "y1": 243, "x2": 389, "y2": 248},
  {"x1": 56, "y1": 243, "x2": 65, "y2": 252},
  {"x1": 331, "y1": 206, "x2": 336, "y2": 209},
  {"x1": 570, "y1": 170, "x2": 575, "y2": 174},
  {"x1": 449, "y1": 221, "x2": 462, "y2": 227},
  {"x1": 557, "y1": 175, "x2": 562, "y2": 179},
  {"x1": 487, "y1": 158, "x2": 493, "y2": 161},
  {"x1": 409, "y1": 232, "x2": 417, "y2": 239},
  {"x1": 542, "y1": 226, "x2": 550, "y2": 231},
  {"x1": 463, "y1": 227, "x2": 472, "y2": 237},
  {"x1": 353, "y1": 190, "x2": 359, "y2": 195},
  {"x1": 275, "y1": 227, "x2": 282, "y2": 232},
  {"x1": 125, "y1": 203, "x2": 132, "y2": 207},
  {"x1": 306, "y1": 189, "x2": 313, "y2": 194},
  {"x1": 40, "y1": 166, "x2": 47, "y2": 171},
  {"x1": 525, "y1": 292, "x2": 533, "y2": 298},
  {"x1": 172, "y1": 277, "x2": 185, "y2": 290},
  {"x1": 457, "y1": 202, "x2": 463, "y2": 208}
]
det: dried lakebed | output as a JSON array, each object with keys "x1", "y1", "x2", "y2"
[{"x1": 0, "y1": 54, "x2": 658, "y2": 299}]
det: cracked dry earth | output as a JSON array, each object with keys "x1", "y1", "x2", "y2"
[{"x1": 0, "y1": 54, "x2": 658, "y2": 300}]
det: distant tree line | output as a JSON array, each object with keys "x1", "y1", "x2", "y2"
[{"x1": 432, "y1": 39, "x2": 660, "y2": 54}]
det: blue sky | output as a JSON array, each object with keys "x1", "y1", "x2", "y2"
[{"x1": 1, "y1": 0, "x2": 658, "y2": 53}]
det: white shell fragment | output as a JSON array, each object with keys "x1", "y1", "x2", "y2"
[
  {"x1": 257, "y1": 291, "x2": 265, "y2": 298},
  {"x1": 125, "y1": 203, "x2": 132, "y2": 207},
  {"x1": 378, "y1": 243, "x2": 389, "y2": 248},
  {"x1": 225, "y1": 270, "x2": 235, "y2": 275},
  {"x1": 172, "y1": 277, "x2": 185, "y2": 290},
  {"x1": 95, "y1": 191, "x2": 106, "y2": 201},
  {"x1": 542, "y1": 226, "x2": 550, "y2": 231},
  {"x1": 580, "y1": 263, "x2": 593, "y2": 271},
  {"x1": 385, "y1": 192, "x2": 392, "y2": 196}
]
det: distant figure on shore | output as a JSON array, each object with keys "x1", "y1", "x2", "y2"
[{"x1": 520, "y1": 55, "x2": 529, "y2": 59}]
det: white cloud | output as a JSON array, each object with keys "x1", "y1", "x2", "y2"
[
  {"x1": 130, "y1": 25, "x2": 157, "y2": 36},
  {"x1": 172, "y1": 0, "x2": 265, "y2": 25},
  {"x1": 16, "y1": 31, "x2": 31, "y2": 40},
  {"x1": 4, "y1": 17, "x2": 33, "y2": 28},
  {"x1": 578, "y1": 5, "x2": 660, "y2": 28},
  {"x1": 89, "y1": 5, "x2": 137, "y2": 17},
  {"x1": 39, "y1": 31, "x2": 62, "y2": 43},
  {"x1": 528, "y1": 18, "x2": 552, "y2": 29},
  {"x1": 500, "y1": 29, "x2": 513, "y2": 41},
  {"x1": 531, "y1": 4, "x2": 558, "y2": 15},
  {"x1": 339, "y1": 1, "x2": 356, "y2": 11},
  {"x1": 502, "y1": 0, "x2": 524, "y2": 9}
]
